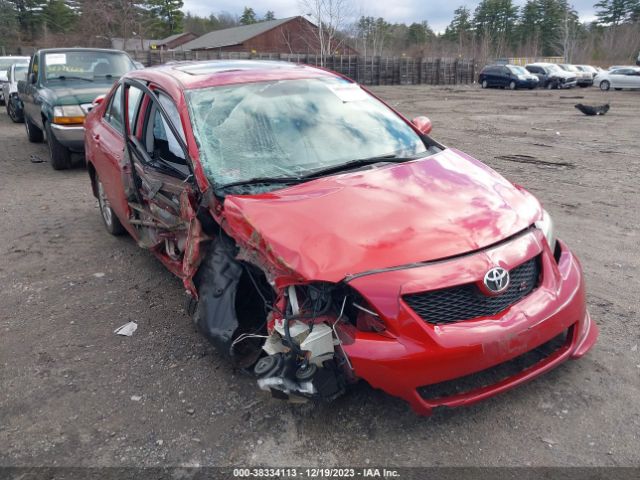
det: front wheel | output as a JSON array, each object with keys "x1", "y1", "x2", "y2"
[
  {"x1": 45, "y1": 121, "x2": 72, "y2": 170},
  {"x1": 546, "y1": 81, "x2": 555, "y2": 90},
  {"x1": 509, "y1": 81, "x2": 517, "y2": 90},
  {"x1": 7, "y1": 96, "x2": 24, "y2": 123},
  {"x1": 96, "y1": 175, "x2": 126, "y2": 236},
  {"x1": 481, "y1": 80, "x2": 488, "y2": 89},
  {"x1": 600, "y1": 80, "x2": 610, "y2": 91}
]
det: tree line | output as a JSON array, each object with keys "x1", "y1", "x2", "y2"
[
  {"x1": 1, "y1": 0, "x2": 639, "y2": 64},
  {"x1": 352, "y1": 0, "x2": 640, "y2": 64}
]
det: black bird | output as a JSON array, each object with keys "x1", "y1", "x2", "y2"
[{"x1": 575, "y1": 103, "x2": 610, "y2": 116}]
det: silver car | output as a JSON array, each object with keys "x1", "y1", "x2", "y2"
[
  {"x1": 594, "y1": 67, "x2": 640, "y2": 91},
  {"x1": 0, "y1": 56, "x2": 30, "y2": 105},
  {"x1": 3, "y1": 62, "x2": 29, "y2": 122}
]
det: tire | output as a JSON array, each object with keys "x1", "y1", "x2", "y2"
[
  {"x1": 45, "y1": 121, "x2": 72, "y2": 170},
  {"x1": 25, "y1": 115, "x2": 44, "y2": 142},
  {"x1": 96, "y1": 175, "x2": 126, "y2": 236},
  {"x1": 546, "y1": 81, "x2": 555, "y2": 90},
  {"x1": 481, "y1": 80, "x2": 488, "y2": 89},
  {"x1": 600, "y1": 80, "x2": 610, "y2": 91},
  {"x1": 509, "y1": 81, "x2": 517, "y2": 90},
  {"x1": 7, "y1": 96, "x2": 24, "y2": 123}
]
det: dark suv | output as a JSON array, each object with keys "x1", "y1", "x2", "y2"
[{"x1": 479, "y1": 64, "x2": 539, "y2": 90}]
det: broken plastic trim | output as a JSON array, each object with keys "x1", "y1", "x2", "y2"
[{"x1": 191, "y1": 235, "x2": 272, "y2": 368}]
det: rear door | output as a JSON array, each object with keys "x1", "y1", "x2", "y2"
[
  {"x1": 610, "y1": 69, "x2": 630, "y2": 88},
  {"x1": 626, "y1": 69, "x2": 640, "y2": 88}
]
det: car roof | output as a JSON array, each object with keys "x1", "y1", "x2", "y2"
[{"x1": 127, "y1": 60, "x2": 343, "y2": 90}]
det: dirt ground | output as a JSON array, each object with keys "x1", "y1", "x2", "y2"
[{"x1": 1, "y1": 85, "x2": 639, "y2": 468}]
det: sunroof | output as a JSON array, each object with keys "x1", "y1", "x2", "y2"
[{"x1": 174, "y1": 60, "x2": 300, "y2": 76}]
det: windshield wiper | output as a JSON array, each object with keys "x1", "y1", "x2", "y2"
[
  {"x1": 217, "y1": 176, "x2": 303, "y2": 191},
  {"x1": 49, "y1": 75, "x2": 93, "y2": 82},
  {"x1": 298, "y1": 153, "x2": 425, "y2": 179}
]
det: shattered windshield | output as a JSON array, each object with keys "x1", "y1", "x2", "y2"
[{"x1": 185, "y1": 78, "x2": 428, "y2": 186}]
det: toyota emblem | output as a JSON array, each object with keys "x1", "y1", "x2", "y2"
[{"x1": 484, "y1": 267, "x2": 510, "y2": 293}]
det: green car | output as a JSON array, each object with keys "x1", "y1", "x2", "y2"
[{"x1": 18, "y1": 48, "x2": 136, "y2": 170}]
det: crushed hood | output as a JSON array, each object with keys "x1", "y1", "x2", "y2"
[{"x1": 223, "y1": 148, "x2": 541, "y2": 283}]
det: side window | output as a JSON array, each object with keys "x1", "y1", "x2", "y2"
[
  {"x1": 146, "y1": 92, "x2": 187, "y2": 165},
  {"x1": 104, "y1": 84, "x2": 124, "y2": 133},
  {"x1": 32, "y1": 55, "x2": 39, "y2": 79},
  {"x1": 126, "y1": 85, "x2": 143, "y2": 133}
]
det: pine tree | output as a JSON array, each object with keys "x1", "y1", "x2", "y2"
[
  {"x1": 443, "y1": 6, "x2": 472, "y2": 49},
  {"x1": 146, "y1": 0, "x2": 184, "y2": 37},
  {"x1": 263, "y1": 10, "x2": 275, "y2": 21},
  {"x1": 239, "y1": 6, "x2": 256, "y2": 25},
  {"x1": 594, "y1": 0, "x2": 639, "y2": 25}
]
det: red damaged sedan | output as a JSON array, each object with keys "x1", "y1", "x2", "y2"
[{"x1": 84, "y1": 60, "x2": 598, "y2": 415}]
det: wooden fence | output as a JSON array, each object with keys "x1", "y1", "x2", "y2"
[{"x1": 126, "y1": 50, "x2": 477, "y2": 86}]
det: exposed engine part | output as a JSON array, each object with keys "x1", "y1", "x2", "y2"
[
  {"x1": 268, "y1": 319, "x2": 335, "y2": 367},
  {"x1": 254, "y1": 352, "x2": 345, "y2": 402}
]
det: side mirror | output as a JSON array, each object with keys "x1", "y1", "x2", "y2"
[
  {"x1": 29, "y1": 72, "x2": 37, "y2": 84},
  {"x1": 87, "y1": 94, "x2": 106, "y2": 112},
  {"x1": 412, "y1": 116, "x2": 433, "y2": 136}
]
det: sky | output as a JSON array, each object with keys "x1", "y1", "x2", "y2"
[{"x1": 182, "y1": 0, "x2": 599, "y2": 33}]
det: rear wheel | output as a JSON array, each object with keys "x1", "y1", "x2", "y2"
[
  {"x1": 45, "y1": 121, "x2": 72, "y2": 170},
  {"x1": 509, "y1": 81, "x2": 517, "y2": 90},
  {"x1": 600, "y1": 80, "x2": 610, "y2": 91},
  {"x1": 25, "y1": 116, "x2": 44, "y2": 142},
  {"x1": 96, "y1": 175, "x2": 125, "y2": 236}
]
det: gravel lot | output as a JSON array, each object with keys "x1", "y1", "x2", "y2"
[{"x1": 1, "y1": 85, "x2": 638, "y2": 468}]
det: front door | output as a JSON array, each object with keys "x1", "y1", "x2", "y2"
[{"x1": 120, "y1": 79, "x2": 206, "y2": 283}]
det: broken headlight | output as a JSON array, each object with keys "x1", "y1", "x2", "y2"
[{"x1": 535, "y1": 209, "x2": 556, "y2": 252}]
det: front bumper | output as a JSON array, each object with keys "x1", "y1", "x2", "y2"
[
  {"x1": 342, "y1": 230, "x2": 597, "y2": 415},
  {"x1": 577, "y1": 78, "x2": 594, "y2": 86},
  {"x1": 560, "y1": 80, "x2": 578, "y2": 88},
  {"x1": 50, "y1": 123, "x2": 85, "y2": 151}
]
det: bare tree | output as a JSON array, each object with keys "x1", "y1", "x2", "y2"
[{"x1": 299, "y1": 0, "x2": 353, "y2": 66}]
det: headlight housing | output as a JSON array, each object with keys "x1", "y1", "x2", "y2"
[
  {"x1": 53, "y1": 105, "x2": 85, "y2": 125},
  {"x1": 535, "y1": 209, "x2": 556, "y2": 252}
]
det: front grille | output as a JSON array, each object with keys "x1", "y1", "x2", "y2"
[
  {"x1": 403, "y1": 256, "x2": 540, "y2": 325},
  {"x1": 418, "y1": 327, "x2": 571, "y2": 401}
]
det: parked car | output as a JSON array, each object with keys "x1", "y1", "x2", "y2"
[
  {"x1": 558, "y1": 64, "x2": 593, "y2": 87},
  {"x1": 478, "y1": 64, "x2": 539, "y2": 89},
  {"x1": 3, "y1": 62, "x2": 30, "y2": 122},
  {"x1": 0, "y1": 56, "x2": 30, "y2": 105},
  {"x1": 525, "y1": 63, "x2": 577, "y2": 89},
  {"x1": 18, "y1": 48, "x2": 136, "y2": 169},
  {"x1": 84, "y1": 60, "x2": 598, "y2": 415},
  {"x1": 575, "y1": 65, "x2": 598, "y2": 80},
  {"x1": 594, "y1": 67, "x2": 640, "y2": 91}
]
